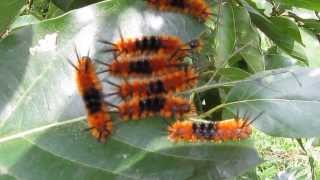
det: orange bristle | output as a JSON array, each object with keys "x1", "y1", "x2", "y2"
[{"x1": 214, "y1": 119, "x2": 252, "y2": 141}]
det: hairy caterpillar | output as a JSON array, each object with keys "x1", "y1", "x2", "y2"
[
  {"x1": 168, "y1": 111, "x2": 264, "y2": 142},
  {"x1": 99, "y1": 35, "x2": 202, "y2": 57},
  {"x1": 69, "y1": 50, "x2": 113, "y2": 142},
  {"x1": 105, "y1": 68, "x2": 198, "y2": 99},
  {"x1": 108, "y1": 95, "x2": 195, "y2": 121}
]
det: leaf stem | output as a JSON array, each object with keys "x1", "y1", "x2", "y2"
[
  {"x1": 179, "y1": 78, "x2": 251, "y2": 95},
  {"x1": 199, "y1": 101, "x2": 239, "y2": 118}
]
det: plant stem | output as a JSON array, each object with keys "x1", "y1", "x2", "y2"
[
  {"x1": 199, "y1": 101, "x2": 239, "y2": 118},
  {"x1": 296, "y1": 139, "x2": 316, "y2": 180},
  {"x1": 179, "y1": 78, "x2": 251, "y2": 95}
]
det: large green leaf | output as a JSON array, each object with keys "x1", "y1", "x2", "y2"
[
  {"x1": 274, "y1": 0, "x2": 320, "y2": 11},
  {"x1": 224, "y1": 67, "x2": 320, "y2": 138},
  {"x1": 0, "y1": 120, "x2": 262, "y2": 180},
  {"x1": 0, "y1": 0, "x2": 25, "y2": 36},
  {"x1": 0, "y1": 0, "x2": 261, "y2": 179}
]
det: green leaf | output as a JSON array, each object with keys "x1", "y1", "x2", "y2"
[
  {"x1": 0, "y1": 121, "x2": 262, "y2": 179},
  {"x1": 218, "y1": 67, "x2": 251, "y2": 81},
  {"x1": 241, "y1": 0, "x2": 308, "y2": 63},
  {"x1": 9, "y1": 15, "x2": 40, "y2": 30},
  {"x1": 265, "y1": 54, "x2": 305, "y2": 70},
  {"x1": 301, "y1": 19, "x2": 320, "y2": 34},
  {"x1": 225, "y1": 67, "x2": 320, "y2": 138},
  {"x1": 215, "y1": 4, "x2": 264, "y2": 72},
  {"x1": 270, "y1": 16, "x2": 303, "y2": 45},
  {"x1": 0, "y1": 0, "x2": 25, "y2": 36},
  {"x1": 299, "y1": 28, "x2": 320, "y2": 67},
  {"x1": 240, "y1": 46, "x2": 265, "y2": 73},
  {"x1": 274, "y1": 0, "x2": 320, "y2": 11},
  {"x1": 234, "y1": 6, "x2": 265, "y2": 72},
  {"x1": 251, "y1": 14, "x2": 307, "y2": 63},
  {"x1": 52, "y1": 0, "x2": 103, "y2": 11},
  {"x1": 0, "y1": 0, "x2": 261, "y2": 179},
  {"x1": 265, "y1": 46, "x2": 307, "y2": 70},
  {"x1": 215, "y1": 3, "x2": 236, "y2": 67}
]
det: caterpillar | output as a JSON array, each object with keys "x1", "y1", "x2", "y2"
[
  {"x1": 146, "y1": 0, "x2": 212, "y2": 22},
  {"x1": 105, "y1": 69, "x2": 198, "y2": 99},
  {"x1": 168, "y1": 111, "x2": 264, "y2": 142},
  {"x1": 69, "y1": 50, "x2": 112, "y2": 142},
  {"x1": 108, "y1": 95, "x2": 195, "y2": 121},
  {"x1": 99, "y1": 35, "x2": 202, "y2": 57},
  {"x1": 97, "y1": 52, "x2": 189, "y2": 78}
]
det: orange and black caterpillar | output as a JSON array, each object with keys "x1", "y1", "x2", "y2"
[
  {"x1": 97, "y1": 53, "x2": 189, "y2": 78},
  {"x1": 69, "y1": 51, "x2": 112, "y2": 142},
  {"x1": 168, "y1": 111, "x2": 264, "y2": 142},
  {"x1": 108, "y1": 95, "x2": 195, "y2": 121},
  {"x1": 99, "y1": 35, "x2": 202, "y2": 57},
  {"x1": 105, "y1": 69, "x2": 198, "y2": 99},
  {"x1": 146, "y1": 0, "x2": 212, "y2": 21}
]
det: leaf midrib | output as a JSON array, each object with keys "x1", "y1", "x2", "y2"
[
  {"x1": 0, "y1": 114, "x2": 254, "y2": 163},
  {"x1": 0, "y1": 62, "x2": 53, "y2": 129},
  {"x1": 227, "y1": 98, "x2": 320, "y2": 104}
]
